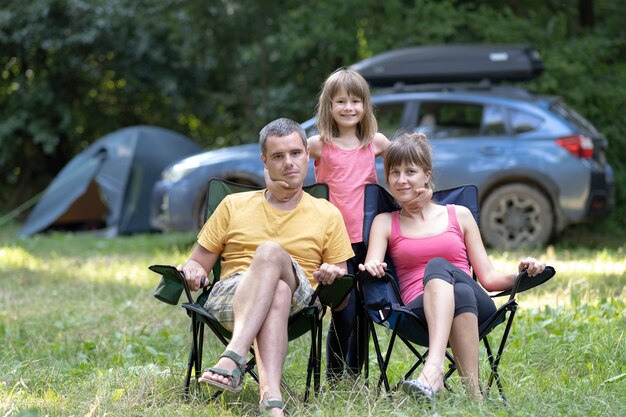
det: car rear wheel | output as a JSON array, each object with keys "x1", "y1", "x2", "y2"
[{"x1": 480, "y1": 183, "x2": 553, "y2": 249}]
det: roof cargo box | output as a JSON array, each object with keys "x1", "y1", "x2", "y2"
[{"x1": 350, "y1": 44, "x2": 544, "y2": 87}]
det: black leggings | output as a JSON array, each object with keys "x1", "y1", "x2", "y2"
[
  {"x1": 405, "y1": 257, "x2": 496, "y2": 327},
  {"x1": 326, "y1": 242, "x2": 367, "y2": 379}
]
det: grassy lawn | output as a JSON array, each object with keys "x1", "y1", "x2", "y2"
[{"x1": 1, "y1": 223, "x2": 624, "y2": 416}]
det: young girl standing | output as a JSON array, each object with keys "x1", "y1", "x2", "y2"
[
  {"x1": 308, "y1": 69, "x2": 386, "y2": 380},
  {"x1": 309, "y1": 69, "x2": 431, "y2": 380}
]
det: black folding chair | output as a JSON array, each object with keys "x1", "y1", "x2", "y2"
[
  {"x1": 150, "y1": 178, "x2": 354, "y2": 402},
  {"x1": 359, "y1": 183, "x2": 555, "y2": 403}
]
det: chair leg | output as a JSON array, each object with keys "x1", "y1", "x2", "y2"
[
  {"x1": 197, "y1": 322, "x2": 204, "y2": 376},
  {"x1": 303, "y1": 316, "x2": 317, "y2": 403},
  {"x1": 392, "y1": 337, "x2": 427, "y2": 391},
  {"x1": 185, "y1": 312, "x2": 200, "y2": 396},
  {"x1": 315, "y1": 316, "x2": 323, "y2": 395},
  {"x1": 483, "y1": 308, "x2": 516, "y2": 405},
  {"x1": 367, "y1": 322, "x2": 386, "y2": 393},
  {"x1": 378, "y1": 325, "x2": 400, "y2": 394},
  {"x1": 184, "y1": 339, "x2": 196, "y2": 398},
  {"x1": 357, "y1": 300, "x2": 370, "y2": 381},
  {"x1": 443, "y1": 350, "x2": 457, "y2": 388},
  {"x1": 483, "y1": 337, "x2": 505, "y2": 404},
  {"x1": 363, "y1": 322, "x2": 370, "y2": 382}
]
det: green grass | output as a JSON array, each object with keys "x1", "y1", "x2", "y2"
[{"x1": 1, "y1": 223, "x2": 624, "y2": 416}]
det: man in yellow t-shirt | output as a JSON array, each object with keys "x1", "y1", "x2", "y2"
[{"x1": 179, "y1": 118, "x2": 353, "y2": 416}]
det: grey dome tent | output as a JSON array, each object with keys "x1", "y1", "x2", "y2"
[{"x1": 19, "y1": 125, "x2": 202, "y2": 237}]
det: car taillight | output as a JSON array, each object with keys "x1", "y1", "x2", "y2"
[{"x1": 556, "y1": 135, "x2": 594, "y2": 159}]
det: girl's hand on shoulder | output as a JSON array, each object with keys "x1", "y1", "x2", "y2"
[
  {"x1": 358, "y1": 260, "x2": 387, "y2": 277},
  {"x1": 517, "y1": 257, "x2": 546, "y2": 277}
]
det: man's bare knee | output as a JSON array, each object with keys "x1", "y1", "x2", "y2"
[{"x1": 253, "y1": 241, "x2": 290, "y2": 265}]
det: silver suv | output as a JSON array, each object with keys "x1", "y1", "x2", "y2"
[
  {"x1": 355, "y1": 84, "x2": 614, "y2": 248},
  {"x1": 150, "y1": 83, "x2": 614, "y2": 248}
]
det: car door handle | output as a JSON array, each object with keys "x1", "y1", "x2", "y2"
[{"x1": 479, "y1": 146, "x2": 503, "y2": 156}]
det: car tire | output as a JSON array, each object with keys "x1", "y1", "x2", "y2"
[{"x1": 480, "y1": 183, "x2": 553, "y2": 249}]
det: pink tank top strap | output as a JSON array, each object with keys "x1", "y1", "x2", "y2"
[
  {"x1": 390, "y1": 210, "x2": 401, "y2": 239},
  {"x1": 446, "y1": 204, "x2": 463, "y2": 237}
]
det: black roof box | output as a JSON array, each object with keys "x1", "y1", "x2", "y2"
[{"x1": 350, "y1": 44, "x2": 544, "y2": 87}]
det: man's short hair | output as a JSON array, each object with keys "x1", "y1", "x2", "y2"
[{"x1": 259, "y1": 118, "x2": 307, "y2": 155}]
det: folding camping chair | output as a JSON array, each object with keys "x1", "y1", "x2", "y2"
[
  {"x1": 150, "y1": 178, "x2": 355, "y2": 402},
  {"x1": 358, "y1": 183, "x2": 555, "y2": 403}
]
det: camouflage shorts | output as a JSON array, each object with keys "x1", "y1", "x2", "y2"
[{"x1": 203, "y1": 256, "x2": 319, "y2": 331}]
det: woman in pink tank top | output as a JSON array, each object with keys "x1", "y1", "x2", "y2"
[{"x1": 360, "y1": 132, "x2": 547, "y2": 400}]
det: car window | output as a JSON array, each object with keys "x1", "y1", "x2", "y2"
[
  {"x1": 375, "y1": 102, "x2": 405, "y2": 138},
  {"x1": 550, "y1": 101, "x2": 599, "y2": 136},
  {"x1": 481, "y1": 105, "x2": 506, "y2": 135},
  {"x1": 417, "y1": 101, "x2": 483, "y2": 138},
  {"x1": 509, "y1": 109, "x2": 543, "y2": 134}
]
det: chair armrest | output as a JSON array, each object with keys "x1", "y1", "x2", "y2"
[
  {"x1": 358, "y1": 270, "x2": 402, "y2": 310},
  {"x1": 311, "y1": 274, "x2": 355, "y2": 309},
  {"x1": 492, "y1": 266, "x2": 556, "y2": 299},
  {"x1": 149, "y1": 264, "x2": 198, "y2": 305}
]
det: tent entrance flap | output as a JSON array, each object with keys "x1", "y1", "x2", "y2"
[
  {"x1": 53, "y1": 180, "x2": 108, "y2": 228},
  {"x1": 18, "y1": 154, "x2": 104, "y2": 236}
]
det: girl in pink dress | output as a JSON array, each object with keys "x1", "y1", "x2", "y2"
[{"x1": 308, "y1": 69, "x2": 430, "y2": 381}]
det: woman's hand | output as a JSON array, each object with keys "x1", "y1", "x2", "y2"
[
  {"x1": 264, "y1": 168, "x2": 297, "y2": 202},
  {"x1": 358, "y1": 260, "x2": 387, "y2": 277},
  {"x1": 517, "y1": 257, "x2": 546, "y2": 277}
]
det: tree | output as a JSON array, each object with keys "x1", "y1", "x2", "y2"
[{"x1": 1, "y1": 0, "x2": 624, "y2": 232}]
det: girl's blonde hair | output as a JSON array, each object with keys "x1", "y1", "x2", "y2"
[
  {"x1": 316, "y1": 68, "x2": 377, "y2": 147},
  {"x1": 384, "y1": 131, "x2": 434, "y2": 190}
]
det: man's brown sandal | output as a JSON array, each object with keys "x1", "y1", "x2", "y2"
[
  {"x1": 259, "y1": 396, "x2": 285, "y2": 415},
  {"x1": 198, "y1": 350, "x2": 246, "y2": 394}
]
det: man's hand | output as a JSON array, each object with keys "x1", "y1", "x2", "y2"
[
  {"x1": 178, "y1": 261, "x2": 208, "y2": 292},
  {"x1": 264, "y1": 168, "x2": 298, "y2": 202},
  {"x1": 402, "y1": 187, "x2": 433, "y2": 211},
  {"x1": 313, "y1": 263, "x2": 346, "y2": 286},
  {"x1": 358, "y1": 260, "x2": 387, "y2": 277}
]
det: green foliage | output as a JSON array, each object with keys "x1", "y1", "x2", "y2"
[{"x1": 1, "y1": 0, "x2": 625, "y2": 234}]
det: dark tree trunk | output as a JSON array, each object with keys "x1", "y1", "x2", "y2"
[
  {"x1": 506, "y1": 0, "x2": 526, "y2": 17},
  {"x1": 579, "y1": 0, "x2": 594, "y2": 28}
]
